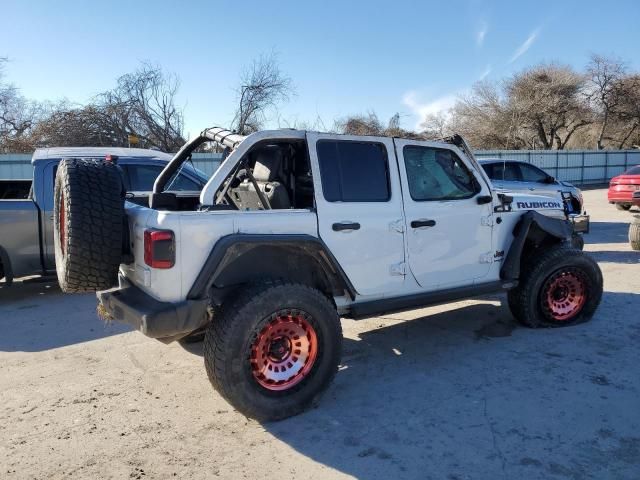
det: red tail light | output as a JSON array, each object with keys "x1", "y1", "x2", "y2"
[{"x1": 144, "y1": 230, "x2": 175, "y2": 269}]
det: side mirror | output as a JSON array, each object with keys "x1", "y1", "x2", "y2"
[
  {"x1": 544, "y1": 176, "x2": 556, "y2": 184},
  {"x1": 477, "y1": 195, "x2": 493, "y2": 205}
]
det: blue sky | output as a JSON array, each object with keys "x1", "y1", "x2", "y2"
[{"x1": 2, "y1": 0, "x2": 639, "y2": 137}]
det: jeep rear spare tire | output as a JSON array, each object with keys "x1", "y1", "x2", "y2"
[
  {"x1": 54, "y1": 158, "x2": 125, "y2": 293},
  {"x1": 204, "y1": 281, "x2": 342, "y2": 421}
]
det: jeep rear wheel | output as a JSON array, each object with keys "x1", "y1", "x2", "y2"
[
  {"x1": 507, "y1": 245, "x2": 603, "y2": 328},
  {"x1": 204, "y1": 282, "x2": 342, "y2": 421},
  {"x1": 54, "y1": 159, "x2": 125, "y2": 293}
]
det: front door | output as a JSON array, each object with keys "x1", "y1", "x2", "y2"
[
  {"x1": 394, "y1": 139, "x2": 494, "y2": 290},
  {"x1": 306, "y1": 133, "x2": 406, "y2": 297}
]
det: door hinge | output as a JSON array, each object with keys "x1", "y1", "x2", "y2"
[
  {"x1": 389, "y1": 219, "x2": 404, "y2": 233},
  {"x1": 481, "y1": 215, "x2": 493, "y2": 227},
  {"x1": 479, "y1": 252, "x2": 494, "y2": 264},
  {"x1": 390, "y1": 261, "x2": 407, "y2": 276}
]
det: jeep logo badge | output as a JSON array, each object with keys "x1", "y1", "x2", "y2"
[{"x1": 516, "y1": 201, "x2": 562, "y2": 209}]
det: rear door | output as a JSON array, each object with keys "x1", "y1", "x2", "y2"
[
  {"x1": 394, "y1": 140, "x2": 494, "y2": 290},
  {"x1": 306, "y1": 133, "x2": 405, "y2": 296}
]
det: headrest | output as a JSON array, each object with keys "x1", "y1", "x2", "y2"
[{"x1": 253, "y1": 147, "x2": 283, "y2": 182}]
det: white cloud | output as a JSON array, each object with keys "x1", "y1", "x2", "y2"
[
  {"x1": 476, "y1": 22, "x2": 488, "y2": 47},
  {"x1": 479, "y1": 64, "x2": 492, "y2": 80},
  {"x1": 510, "y1": 28, "x2": 540, "y2": 63},
  {"x1": 402, "y1": 91, "x2": 459, "y2": 129}
]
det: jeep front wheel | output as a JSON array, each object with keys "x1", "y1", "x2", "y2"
[
  {"x1": 507, "y1": 246, "x2": 603, "y2": 328},
  {"x1": 203, "y1": 282, "x2": 342, "y2": 421}
]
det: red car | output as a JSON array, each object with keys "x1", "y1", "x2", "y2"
[{"x1": 608, "y1": 165, "x2": 640, "y2": 210}]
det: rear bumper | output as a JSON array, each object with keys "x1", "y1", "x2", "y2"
[
  {"x1": 97, "y1": 275, "x2": 209, "y2": 341},
  {"x1": 569, "y1": 213, "x2": 590, "y2": 234}
]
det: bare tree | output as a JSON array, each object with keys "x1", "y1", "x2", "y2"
[
  {"x1": 506, "y1": 64, "x2": 592, "y2": 149},
  {"x1": 586, "y1": 54, "x2": 627, "y2": 149},
  {"x1": 448, "y1": 81, "x2": 528, "y2": 149},
  {"x1": 96, "y1": 63, "x2": 185, "y2": 151},
  {"x1": 0, "y1": 58, "x2": 41, "y2": 152},
  {"x1": 336, "y1": 111, "x2": 423, "y2": 139},
  {"x1": 611, "y1": 74, "x2": 640, "y2": 148},
  {"x1": 420, "y1": 112, "x2": 450, "y2": 140},
  {"x1": 31, "y1": 64, "x2": 185, "y2": 151},
  {"x1": 232, "y1": 54, "x2": 293, "y2": 135}
]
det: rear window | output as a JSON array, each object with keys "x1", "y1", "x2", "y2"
[
  {"x1": 316, "y1": 140, "x2": 390, "y2": 202},
  {"x1": 624, "y1": 165, "x2": 640, "y2": 175}
]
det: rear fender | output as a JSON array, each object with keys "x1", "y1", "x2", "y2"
[
  {"x1": 501, "y1": 211, "x2": 572, "y2": 281},
  {"x1": 187, "y1": 234, "x2": 356, "y2": 304}
]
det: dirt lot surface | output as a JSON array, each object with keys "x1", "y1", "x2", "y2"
[{"x1": 1, "y1": 188, "x2": 639, "y2": 480}]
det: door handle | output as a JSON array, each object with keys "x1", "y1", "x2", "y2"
[
  {"x1": 411, "y1": 219, "x2": 436, "y2": 228},
  {"x1": 332, "y1": 222, "x2": 360, "y2": 232}
]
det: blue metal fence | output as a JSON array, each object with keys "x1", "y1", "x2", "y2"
[
  {"x1": 0, "y1": 153, "x2": 35, "y2": 179},
  {"x1": 191, "y1": 153, "x2": 223, "y2": 177},
  {"x1": 2, "y1": 149, "x2": 639, "y2": 185}
]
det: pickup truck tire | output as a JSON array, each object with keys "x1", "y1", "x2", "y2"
[
  {"x1": 507, "y1": 246, "x2": 602, "y2": 328},
  {"x1": 54, "y1": 159, "x2": 124, "y2": 293},
  {"x1": 629, "y1": 215, "x2": 640, "y2": 251},
  {"x1": 203, "y1": 281, "x2": 342, "y2": 421}
]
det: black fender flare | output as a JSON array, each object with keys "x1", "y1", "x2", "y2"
[
  {"x1": 501, "y1": 211, "x2": 572, "y2": 281},
  {"x1": 0, "y1": 245, "x2": 14, "y2": 286},
  {"x1": 187, "y1": 234, "x2": 356, "y2": 302}
]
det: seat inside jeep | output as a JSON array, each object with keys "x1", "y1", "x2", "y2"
[{"x1": 215, "y1": 140, "x2": 314, "y2": 211}]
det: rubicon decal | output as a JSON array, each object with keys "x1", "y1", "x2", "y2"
[{"x1": 516, "y1": 201, "x2": 562, "y2": 209}]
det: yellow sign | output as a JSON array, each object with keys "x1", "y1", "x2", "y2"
[{"x1": 128, "y1": 134, "x2": 139, "y2": 145}]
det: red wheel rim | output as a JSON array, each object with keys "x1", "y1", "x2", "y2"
[
  {"x1": 250, "y1": 310, "x2": 318, "y2": 391},
  {"x1": 541, "y1": 269, "x2": 587, "y2": 321},
  {"x1": 59, "y1": 192, "x2": 65, "y2": 255}
]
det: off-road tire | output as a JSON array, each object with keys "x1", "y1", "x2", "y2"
[
  {"x1": 204, "y1": 281, "x2": 342, "y2": 421},
  {"x1": 616, "y1": 203, "x2": 632, "y2": 211},
  {"x1": 629, "y1": 216, "x2": 640, "y2": 251},
  {"x1": 507, "y1": 245, "x2": 602, "y2": 328},
  {"x1": 54, "y1": 159, "x2": 125, "y2": 293}
]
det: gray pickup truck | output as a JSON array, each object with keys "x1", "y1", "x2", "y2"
[{"x1": 0, "y1": 147, "x2": 208, "y2": 285}]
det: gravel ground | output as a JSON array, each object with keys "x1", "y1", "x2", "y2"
[{"x1": 1, "y1": 188, "x2": 639, "y2": 480}]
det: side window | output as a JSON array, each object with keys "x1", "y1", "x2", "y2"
[
  {"x1": 403, "y1": 146, "x2": 478, "y2": 201},
  {"x1": 519, "y1": 164, "x2": 550, "y2": 183},
  {"x1": 481, "y1": 163, "x2": 498, "y2": 180},
  {"x1": 128, "y1": 165, "x2": 163, "y2": 191},
  {"x1": 482, "y1": 163, "x2": 500, "y2": 180},
  {"x1": 165, "y1": 173, "x2": 202, "y2": 191},
  {"x1": 128, "y1": 165, "x2": 202, "y2": 191},
  {"x1": 503, "y1": 163, "x2": 521, "y2": 181},
  {"x1": 316, "y1": 140, "x2": 390, "y2": 202}
]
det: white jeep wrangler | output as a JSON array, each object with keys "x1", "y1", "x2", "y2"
[{"x1": 53, "y1": 128, "x2": 601, "y2": 421}]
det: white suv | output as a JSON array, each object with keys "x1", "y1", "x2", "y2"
[{"x1": 53, "y1": 128, "x2": 601, "y2": 421}]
